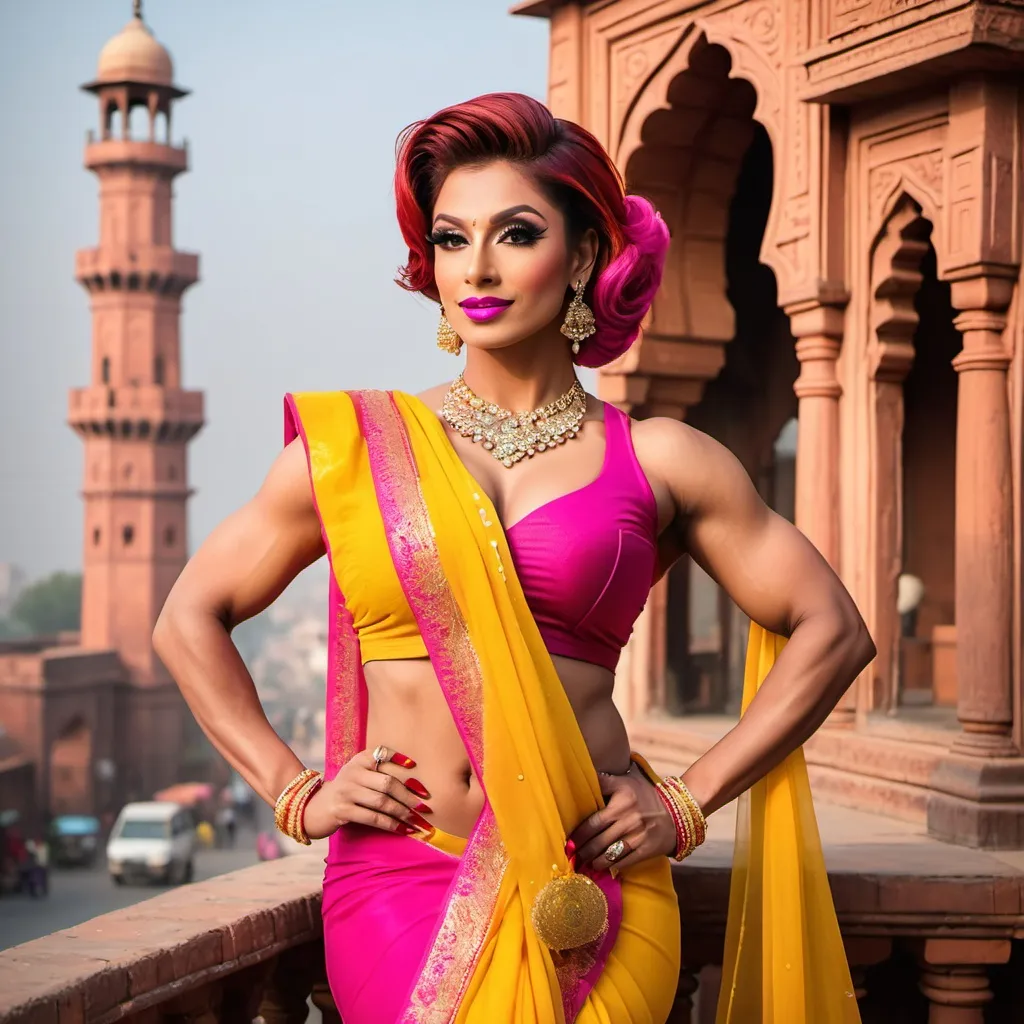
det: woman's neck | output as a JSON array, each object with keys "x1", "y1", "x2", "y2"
[{"x1": 460, "y1": 338, "x2": 579, "y2": 413}]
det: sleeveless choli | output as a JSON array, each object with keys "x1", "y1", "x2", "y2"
[
  {"x1": 503, "y1": 401, "x2": 658, "y2": 671},
  {"x1": 332, "y1": 396, "x2": 658, "y2": 671}
]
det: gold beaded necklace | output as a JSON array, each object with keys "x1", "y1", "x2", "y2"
[{"x1": 441, "y1": 373, "x2": 588, "y2": 468}]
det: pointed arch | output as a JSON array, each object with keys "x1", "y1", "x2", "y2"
[{"x1": 602, "y1": 33, "x2": 780, "y2": 421}]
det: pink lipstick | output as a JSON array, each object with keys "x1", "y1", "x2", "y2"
[{"x1": 459, "y1": 296, "x2": 514, "y2": 323}]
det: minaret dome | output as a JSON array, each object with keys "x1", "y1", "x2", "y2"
[{"x1": 95, "y1": 2, "x2": 174, "y2": 88}]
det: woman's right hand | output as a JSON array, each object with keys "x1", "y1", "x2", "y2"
[{"x1": 301, "y1": 749, "x2": 434, "y2": 841}]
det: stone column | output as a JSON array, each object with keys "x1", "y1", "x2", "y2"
[
  {"x1": 938, "y1": 76, "x2": 1021, "y2": 757},
  {"x1": 948, "y1": 270, "x2": 1016, "y2": 757},
  {"x1": 786, "y1": 297, "x2": 850, "y2": 723},
  {"x1": 917, "y1": 938, "x2": 1011, "y2": 1024}
]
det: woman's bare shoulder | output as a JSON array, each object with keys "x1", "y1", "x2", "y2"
[
  {"x1": 629, "y1": 415, "x2": 716, "y2": 473},
  {"x1": 629, "y1": 415, "x2": 751, "y2": 514},
  {"x1": 413, "y1": 382, "x2": 453, "y2": 411}
]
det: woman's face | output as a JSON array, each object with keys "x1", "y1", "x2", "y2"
[{"x1": 429, "y1": 160, "x2": 597, "y2": 354}]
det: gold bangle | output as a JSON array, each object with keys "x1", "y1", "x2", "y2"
[
  {"x1": 665, "y1": 777, "x2": 707, "y2": 849},
  {"x1": 286, "y1": 772, "x2": 323, "y2": 845},
  {"x1": 274, "y1": 768, "x2": 321, "y2": 842}
]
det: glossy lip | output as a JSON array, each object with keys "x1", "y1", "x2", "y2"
[
  {"x1": 462, "y1": 304, "x2": 512, "y2": 323},
  {"x1": 458, "y1": 296, "x2": 513, "y2": 309}
]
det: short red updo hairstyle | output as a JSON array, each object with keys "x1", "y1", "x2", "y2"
[{"x1": 394, "y1": 92, "x2": 670, "y2": 368}]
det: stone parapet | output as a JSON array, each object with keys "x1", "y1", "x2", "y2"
[{"x1": 1, "y1": 818, "x2": 1022, "y2": 1023}]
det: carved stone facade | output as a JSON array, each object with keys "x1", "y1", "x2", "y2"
[{"x1": 515, "y1": 0, "x2": 1024, "y2": 850}]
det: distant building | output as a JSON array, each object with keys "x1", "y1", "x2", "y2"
[{"x1": 0, "y1": 2, "x2": 204, "y2": 825}]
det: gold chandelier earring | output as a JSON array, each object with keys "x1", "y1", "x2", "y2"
[
  {"x1": 437, "y1": 306, "x2": 462, "y2": 355},
  {"x1": 560, "y1": 278, "x2": 597, "y2": 355}
]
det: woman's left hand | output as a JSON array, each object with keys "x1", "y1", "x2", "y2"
[{"x1": 570, "y1": 772, "x2": 677, "y2": 873}]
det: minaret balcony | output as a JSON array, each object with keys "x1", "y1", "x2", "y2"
[
  {"x1": 68, "y1": 385, "x2": 204, "y2": 442},
  {"x1": 76, "y1": 246, "x2": 199, "y2": 295},
  {"x1": 84, "y1": 138, "x2": 188, "y2": 174}
]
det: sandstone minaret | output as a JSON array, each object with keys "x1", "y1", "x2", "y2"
[{"x1": 68, "y1": 2, "x2": 203, "y2": 793}]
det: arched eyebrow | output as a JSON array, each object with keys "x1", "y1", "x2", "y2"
[{"x1": 432, "y1": 205, "x2": 548, "y2": 230}]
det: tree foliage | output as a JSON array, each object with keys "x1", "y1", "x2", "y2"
[{"x1": 10, "y1": 572, "x2": 82, "y2": 635}]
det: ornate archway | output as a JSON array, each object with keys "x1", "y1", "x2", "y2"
[{"x1": 600, "y1": 34, "x2": 782, "y2": 420}]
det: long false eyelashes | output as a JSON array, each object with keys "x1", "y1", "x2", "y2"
[{"x1": 426, "y1": 221, "x2": 547, "y2": 249}]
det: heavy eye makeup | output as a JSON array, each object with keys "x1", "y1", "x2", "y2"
[{"x1": 427, "y1": 220, "x2": 547, "y2": 250}]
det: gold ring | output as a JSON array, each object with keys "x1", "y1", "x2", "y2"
[
  {"x1": 372, "y1": 745, "x2": 389, "y2": 771},
  {"x1": 604, "y1": 839, "x2": 628, "y2": 863}
]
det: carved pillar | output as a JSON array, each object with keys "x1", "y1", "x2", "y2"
[
  {"x1": 919, "y1": 966, "x2": 992, "y2": 1024},
  {"x1": 948, "y1": 270, "x2": 1017, "y2": 756},
  {"x1": 917, "y1": 937, "x2": 1011, "y2": 1024},
  {"x1": 787, "y1": 296, "x2": 849, "y2": 722},
  {"x1": 925, "y1": 75, "x2": 1024, "y2": 848},
  {"x1": 788, "y1": 298, "x2": 845, "y2": 567},
  {"x1": 939, "y1": 75, "x2": 1021, "y2": 755}
]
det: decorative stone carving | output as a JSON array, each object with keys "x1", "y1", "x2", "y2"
[
  {"x1": 868, "y1": 150, "x2": 944, "y2": 234},
  {"x1": 610, "y1": 22, "x2": 693, "y2": 157},
  {"x1": 698, "y1": 4, "x2": 783, "y2": 137},
  {"x1": 830, "y1": 0, "x2": 932, "y2": 37}
]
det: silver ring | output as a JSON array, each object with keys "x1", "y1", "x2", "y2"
[
  {"x1": 372, "y1": 745, "x2": 389, "y2": 771},
  {"x1": 604, "y1": 839, "x2": 628, "y2": 863}
]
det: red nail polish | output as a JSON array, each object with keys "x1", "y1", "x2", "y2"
[
  {"x1": 396, "y1": 823, "x2": 420, "y2": 836},
  {"x1": 409, "y1": 810, "x2": 433, "y2": 831},
  {"x1": 406, "y1": 778, "x2": 430, "y2": 799},
  {"x1": 390, "y1": 752, "x2": 416, "y2": 769},
  {"x1": 413, "y1": 802, "x2": 433, "y2": 814}
]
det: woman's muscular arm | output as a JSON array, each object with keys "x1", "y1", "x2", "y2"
[
  {"x1": 153, "y1": 439, "x2": 325, "y2": 806},
  {"x1": 634, "y1": 417, "x2": 876, "y2": 818}
]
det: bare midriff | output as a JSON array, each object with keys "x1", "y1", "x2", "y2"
[{"x1": 362, "y1": 654, "x2": 631, "y2": 839}]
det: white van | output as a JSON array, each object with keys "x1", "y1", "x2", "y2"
[{"x1": 106, "y1": 802, "x2": 196, "y2": 885}]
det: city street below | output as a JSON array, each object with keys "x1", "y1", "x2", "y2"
[{"x1": 0, "y1": 822, "x2": 263, "y2": 951}]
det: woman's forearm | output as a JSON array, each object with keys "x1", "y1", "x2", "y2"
[
  {"x1": 680, "y1": 611, "x2": 874, "y2": 817},
  {"x1": 153, "y1": 606, "x2": 306, "y2": 808}
]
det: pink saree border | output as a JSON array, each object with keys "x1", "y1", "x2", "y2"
[
  {"x1": 351, "y1": 390, "x2": 507, "y2": 1024},
  {"x1": 284, "y1": 395, "x2": 365, "y2": 776}
]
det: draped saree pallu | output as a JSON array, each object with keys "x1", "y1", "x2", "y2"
[
  {"x1": 284, "y1": 389, "x2": 681, "y2": 1024},
  {"x1": 716, "y1": 627, "x2": 861, "y2": 1024}
]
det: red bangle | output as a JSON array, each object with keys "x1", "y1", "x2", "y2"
[{"x1": 653, "y1": 782, "x2": 690, "y2": 860}]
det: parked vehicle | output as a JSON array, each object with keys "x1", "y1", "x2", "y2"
[
  {"x1": 106, "y1": 802, "x2": 196, "y2": 885},
  {"x1": 48, "y1": 815, "x2": 101, "y2": 868}
]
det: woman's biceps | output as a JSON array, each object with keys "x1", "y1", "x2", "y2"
[{"x1": 688, "y1": 512, "x2": 827, "y2": 633}]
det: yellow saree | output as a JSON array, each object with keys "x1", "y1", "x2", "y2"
[
  {"x1": 716, "y1": 627, "x2": 860, "y2": 1023},
  {"x1": 288, "y1": 388, "x2": 679, "y2": 1023},
  {"x1": 287, "y1": 387, "x2": 859, "y2": 1024}
]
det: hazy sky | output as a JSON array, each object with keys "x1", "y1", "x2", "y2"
[{"x1": 0, "y1": 0, "x2": 594, "y2": 581}]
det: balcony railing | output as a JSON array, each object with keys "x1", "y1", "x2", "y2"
[{"x1": 1, "y1": 825, "x2": 1022, "y2": 1024}]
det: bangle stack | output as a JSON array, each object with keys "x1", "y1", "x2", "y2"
[
  {"x1": 654, "y1": 776, "x2": 707, "y2": 861},
  {"x1": 273, "y1": 768, "x2": 324, "y2": 845}
]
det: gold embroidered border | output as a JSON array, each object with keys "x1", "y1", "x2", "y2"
[{"x1": 352, "y1": 390, "x2": 507, "y2": 1024}]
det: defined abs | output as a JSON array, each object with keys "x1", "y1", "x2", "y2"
[{"x1": 363, "y1": 659, "x2": 483, "y2": 838}]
